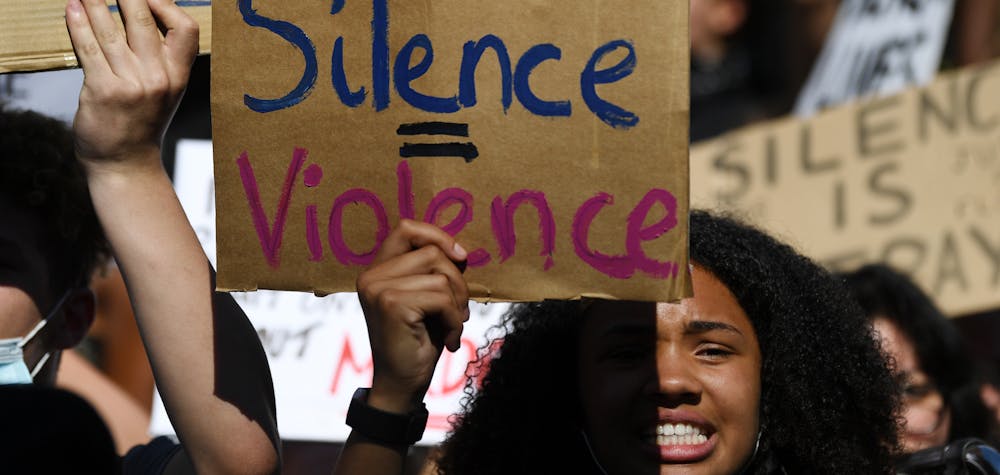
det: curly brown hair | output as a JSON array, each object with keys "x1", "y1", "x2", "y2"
[{"x1": 437, "y1": 210, "x2": 900, "y2": 474}]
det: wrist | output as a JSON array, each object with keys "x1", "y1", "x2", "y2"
[
  {"x1": 347, "y1": 388, "x2": 429, "y2": 446},
  {"x1": 79, "y1": 146, "x2": 165, "y2": 180},
  {"x1": 368, "y1": 381, "x2": 425, "y2": 414},
  {"x1": 82, "y1": 156, "x2": 169, "y2": 193}
]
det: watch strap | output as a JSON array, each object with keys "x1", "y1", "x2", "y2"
[{"x1": 346, "y1": 387, "x2": 429, "y2": 445}]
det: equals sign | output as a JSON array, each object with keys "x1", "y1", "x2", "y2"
[{"x1": 397, "y1": 122, "x2": 479, "y2": 163}]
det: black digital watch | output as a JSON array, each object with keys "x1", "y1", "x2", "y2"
[{"x1": 346, "y1": 387, "x2": 429, "y2": 446}]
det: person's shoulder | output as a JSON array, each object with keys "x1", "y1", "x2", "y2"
[
  {"x1": 122, "y1": 435, "x2": 182, "y2": 475},
  {"x1": 0, "y1": 385, "x2": 119, "y2": 473}
]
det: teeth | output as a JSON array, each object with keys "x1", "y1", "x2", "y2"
[
  {"x1": 654, "y1": 423, "x2": 708, "y2": 445},
  {"x1": 655, "y1": 423, "x2": 703, "y2": 437},
  {"x1": 656, "y1": 434, "x2": 708, "y2": 446}
]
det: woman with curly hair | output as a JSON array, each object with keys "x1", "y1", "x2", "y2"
[
  {"x1": 334, "y1": 211, "x2": 900, "y2": 475},
  {"x1": 840, "y1": 264, "x2": 1000, "y2": 454}
]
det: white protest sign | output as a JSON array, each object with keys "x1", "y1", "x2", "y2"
[
  {"x1": 150, "y1": 140, "x2": 510, "y2": 443},
  {"x1": 795, "y1": 0, "x2": 955, "y2": 116}
]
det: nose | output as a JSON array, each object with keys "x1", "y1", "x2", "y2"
[
  {"x1": 903, "y1": 394, "x2": 946, "y2": 435},
  {"x1": 652, "y1": 344, "x2": 702, "y2": 406},
  {"x1": 903, "y1": 388, "x2": 945, "y2": 435}
]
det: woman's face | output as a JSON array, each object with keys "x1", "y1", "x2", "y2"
[
  {"x1": 577, "y1": 267, "x2": 762, "y2": 475},
  {"x1": 872, "y1": 317, "x2": 951, "y2": 453}
]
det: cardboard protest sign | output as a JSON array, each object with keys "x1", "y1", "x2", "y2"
[
  {"x1": 693, "y1": 61, "x2": 1000, "y2": 316},
  {"x1": 0, "y1": 0, "x2": 211, "y2": 73},
  {"x1": 212, "y1": 1, "x2": 691, "y2": 302},
  {"x1": 795, "y1": 0, "x2": 954, "y2": 116},
  {"x1": 151, "y1": 140, "x2": 511, "y2": 442}
]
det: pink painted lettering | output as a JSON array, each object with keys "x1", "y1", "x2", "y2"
[
  {"x1": 304, "y1": 163, "x2": 323, "y2": 187},
  {"x1": 328, "y1": 189, "x2": 389, "y2": 265},
  {"x1": 490, "y1": 190, "x2": 556, "y2": 270},
  {"x1": 235, "y1": 151, "x2": 682, "y2": 282},
  {"x1": 423, "y1": 188, "x2": 473, "y2": 235},
  {"x1": 396, "y1": 160, "x2": 415, "y2": 220},
  {"x1": 236, "y1": 148, "x2": 307, "y2": 268},
  {"x1": 306, "y1": 204, "x2": 324, "y2": 261},
  {"x1": 467, "y1": 249, "x2": 492, "y2": 268},
  {"x1": 626, "y1": 189, "x2": 679, "y2": 278},
  {"x1": 418, "y1": 181, "x2": 491, "y2": 267},
  {"x1": 571, "y1": 192, "x2": 635, "y2": 279}
]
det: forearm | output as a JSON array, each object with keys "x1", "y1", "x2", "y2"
[
  {"x1": 67, "y1": 0, "x2": 279, "y2": 467},
  {"x1": 334, "y1": 432, "x2": 408, "y2": 475},
  {"x1": 86, "y1": 159, "x2": 279, "y2": 474},
  {"x1": 333, "y1": 384, "x2": 426, "y2": 475},
  {"x1": 340, "y1": 219, "x2": 469, "y2": 475}
]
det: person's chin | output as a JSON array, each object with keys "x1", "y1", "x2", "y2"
[
  {"x1": 635, "y1": 434, "x2": 720, "y2": 475},
  {"x1": 903, "y1": 434, "x2": 949, "y2": 453}
]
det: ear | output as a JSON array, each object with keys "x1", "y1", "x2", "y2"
[
  {"x1": 709, "y1": 0, "x2": 748, "y2": 37},
  {"x1": 51, "y1": 287, "x2": 96, "y2": 349}
]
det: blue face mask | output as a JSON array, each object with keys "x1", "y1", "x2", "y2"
[
  {"x1": 0, "y1": 289, "x2": 70, "y2": 385},
  {"x1": 0, "y1": 325, "x2": 49, "y2": 385}
]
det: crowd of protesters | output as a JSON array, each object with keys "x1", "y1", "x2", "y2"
[{"x1": 1, "y1": 0, "x2": 999, "y2": 474}]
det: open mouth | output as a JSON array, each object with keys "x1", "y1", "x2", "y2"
[{"x1": 641, "y1": 420, "x2": 717, "y2": 463}]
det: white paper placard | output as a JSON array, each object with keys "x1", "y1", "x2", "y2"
[{"x1": 795, "y1": 0, "x2": 955, "y2": 116}]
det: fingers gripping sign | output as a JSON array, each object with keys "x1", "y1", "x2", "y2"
[
  {"x1": 357, "y1": 220, "x2": 471, "y2": 413},
  {"x1": 65, "y1": 0, "x2": 198, "y2": 168}
]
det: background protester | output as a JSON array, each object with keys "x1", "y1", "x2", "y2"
[
  {"x1": 690, "y1": 0, "x2": 792, "y2": 141},
  {"x1": 950, "y1": 0, "x2": 1000, "y2": 65},
  {"x1": 56, "y1": 349, "x2": 153, "y2": 454},
  {"x1": 841, "y1": 264, "x2": 1000, "y2": 453},
  {"x1": 982, "y1": 370, "x2": 1000, "y2": 430},
  {"x1": 0, "y1": 0, "x2": 281, "y2": 472}
]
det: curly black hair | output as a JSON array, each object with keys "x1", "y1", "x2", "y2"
[
  {"x1": 840, "y1": 264, "x2": 1000, "y2": 447},
  {"x1": 437, "y1": 210, "x2": 900, "y2": 475},
  {"x1": 0, "y1": 106, "x2": 109, "y2": 297}
]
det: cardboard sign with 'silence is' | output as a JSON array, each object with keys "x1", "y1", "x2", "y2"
[
  {"x1": 693, "y1": 61, "x2": 1000, "y2": 316},
  {"x1": 211, "y1": 1, "x2": 691, "y2": 302}
]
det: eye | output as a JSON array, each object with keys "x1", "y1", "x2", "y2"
[
  {"x1": 696, "y1": 344, "x2": 734, "y2": 361},
  {"x1": 600, "y1": 343, "x2": 652, "y2": 365},
  {"x1": 902, "y1": 382, "x2": 935, "y2": 400}
]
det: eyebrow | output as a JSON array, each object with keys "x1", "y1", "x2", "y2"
[
  {"x1": 685, "y1": 320, "x2": 744, "y2": 336},
  {"x1": 601, "y1": 322, "x2": 655, "y2": 338}
]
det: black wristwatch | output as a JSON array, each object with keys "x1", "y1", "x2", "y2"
[{"x1": 346, "y1": 387, "x2": 429, "y2": 445}]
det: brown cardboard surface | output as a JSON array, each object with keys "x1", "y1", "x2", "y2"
[
  {"x1": 692, "y1": 61, "x2": 1000, "y2": 316},
  {"x1": 0, "y1": 0, "x2": 211, "y2": 73},
  {"x1": 212, "y1": 1, "x2": 691, "y2": 302}
]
